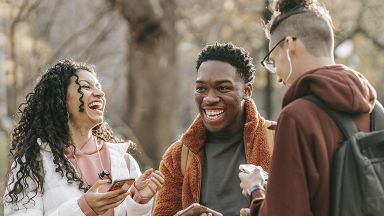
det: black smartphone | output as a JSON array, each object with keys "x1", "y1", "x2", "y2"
[{"x1": 108, "y1": 178, "x2": 135, "y2": 191}]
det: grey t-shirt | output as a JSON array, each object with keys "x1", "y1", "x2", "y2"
[{"x1": 200, "y1": 131, "x2": 248, "y2": 215}]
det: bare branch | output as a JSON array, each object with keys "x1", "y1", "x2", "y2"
[
  {"x1": 79, "y1": 16, "x2": 119, "y2": 61},
  {"x1": 42, "y1": 0, "x2": 64, "y2": 38},
  {"x1": 360, "y1": 30, "x2": 384, "y2": 50},
  {"x1": 19, "y1": 0, "x2": 43, "y2": 21},
  {"x1": 176, "y1": 14, "x2": 206, "y2": 45},
  {"x1": 46, "y1": 6, "x2": 113, "y2": 64},
  {"x1": 334, "y1": 1, "x2": 366, "y2": 48}
]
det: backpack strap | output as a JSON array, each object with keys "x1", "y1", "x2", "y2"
[
  {"x1": 265, "y1": 120, "x2": 276, "y2": 153},
  {"x1": 180, "y1": 144, "x2": 192, "y2": 176},
  {"x1": 303, "y1": 95, "x2": 358, "y2": 138},
  {"x1": 371, "y1": 101, "x2": 384, "y2": 130}
]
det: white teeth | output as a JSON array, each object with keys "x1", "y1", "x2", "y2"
[
  {"x1": 89, "y1": 101, "x2": 103, "y2": 110},
  {"x1": 205, "y1": 109, "x2": 224, "y2": 120}
]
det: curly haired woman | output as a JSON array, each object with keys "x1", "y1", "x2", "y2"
[{"x1": 3, "y1": 59, "x2": 164, "y2": 216}]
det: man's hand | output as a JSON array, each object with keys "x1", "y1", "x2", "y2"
[
  {"x1": 240, "y1": 208, "x2": 251, "y2": 216},
  {"x1": 84, "y1": 179, "x2": 130, "y2": 215},
  {"x1": 239, "y1": 166, "x2": 266, "y2": 198}
]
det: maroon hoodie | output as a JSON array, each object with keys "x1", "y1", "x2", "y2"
[{"x1": 251, "y1": 65, "x2": 376, "y2": 216}]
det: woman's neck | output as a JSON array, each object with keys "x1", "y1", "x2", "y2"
[{"x1": 68, "y1": 122, "x2": 93, "y2": 149}]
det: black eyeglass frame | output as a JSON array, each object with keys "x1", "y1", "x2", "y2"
[{"x1": 260, "y1": 37, "x2": 296, "y2": 73}]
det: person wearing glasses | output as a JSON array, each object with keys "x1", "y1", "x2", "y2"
[
  {"x1": 154, "y1": 42, "x2": 275, "y2": 216},
  {"x1": 238, "y1": 0, "x2": 377, "y2": 216},
  {"x1": 3, "y1": 59, "x2": 165, "y2": 216}
]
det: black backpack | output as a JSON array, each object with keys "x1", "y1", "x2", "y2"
[{"x1": 303, "y1": 95, "x2": 384, "y2": 216}]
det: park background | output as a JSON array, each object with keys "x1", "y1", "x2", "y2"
[{"x1": 0, "y1": 0, "x2": 383, "y2": 213}]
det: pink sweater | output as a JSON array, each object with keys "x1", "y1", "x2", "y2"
[{"x1": 66, "y1": 138, "x2": 113, "y2": 216}]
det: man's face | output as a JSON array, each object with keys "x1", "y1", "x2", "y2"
[
  {"x1": 268, "y1": 37, "x2": 291, "y2": 85},
  {"x1": 195, "y1": 60, "x2": 252, "y2": 135}
]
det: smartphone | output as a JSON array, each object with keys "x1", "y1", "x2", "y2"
[
  {"x1": 239, "y1": 164, "x2": 269, "y2": 180},
  {"x1": 175, "y1": 203, "x2": 223, "y2": 216},
  {"x1": 108, "y1": 178, "x2": 135, "y2": 191}
]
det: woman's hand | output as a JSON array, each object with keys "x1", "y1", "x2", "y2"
[
  {"x1": 133, "y1": 168, "x2": 165, "y2": 203},
  {"x1": 239, "y1": 166, "x2": 266, "y2": 198},
  {"x1": 84, "y1": 179, "x2": 130, "y2": 215}
]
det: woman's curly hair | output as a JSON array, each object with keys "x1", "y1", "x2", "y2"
[{"x1": 4, "y1": 59, "x2": 123, "y2": 206}]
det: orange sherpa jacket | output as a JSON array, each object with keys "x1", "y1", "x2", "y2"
[{"x1": 154, "y1": 99, "x2": 273, "y2": 215}]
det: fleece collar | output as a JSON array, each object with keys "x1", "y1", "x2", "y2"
[{"x1": 180, "y1": 99, "x2": 265, "y2": 155}]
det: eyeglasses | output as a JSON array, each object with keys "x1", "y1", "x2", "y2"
[{"x1": 260, "y1": 37, "x2": 296, "y2": 73}]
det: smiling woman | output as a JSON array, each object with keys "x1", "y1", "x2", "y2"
[{"x1": 2, "y1": 59, "x2": 164, "y2": 216}]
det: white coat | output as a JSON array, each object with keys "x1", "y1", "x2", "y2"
[{"x1": 3, "y1": 140, "x2": 153, "y2": 216}]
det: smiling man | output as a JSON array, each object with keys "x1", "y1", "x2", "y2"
[{"x1": 154, "y1": 43, "x2": 274, "y2": 215}]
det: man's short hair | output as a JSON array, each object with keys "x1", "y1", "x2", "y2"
[
  {"x1": 196, "y1": 42, "x2": 255, "y2": 83},
  {"x1": 265, "y1": 0, "x2": 334, "y2": 57}
]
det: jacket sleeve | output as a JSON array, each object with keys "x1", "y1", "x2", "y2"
[
  {"x1": 3, "y1": 162, "x2": 85, "y2": 216},
  {"x1": 153, "y1": 143, "x2": 184, "y2": 216},
  {"x1": 253, "y1": 112, "x2": 315, "y2": 216}
]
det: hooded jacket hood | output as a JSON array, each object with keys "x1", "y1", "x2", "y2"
[{"x1": 283, "y1": 64, "x2": 377, "y2": 114}]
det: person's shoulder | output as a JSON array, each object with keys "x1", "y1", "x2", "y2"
[
  {"x1": 279, "y1": 97, "x2": 333, "y2": 134},
  {"x1": 162, "y1": 139, "x2": 183, "y2": 161},
  {"x1": 157, "y1": 139, "x2": 185, "y2": 178},
  {"x1": 279, "y1": 98, "x2": 327, "y2": 128},
  {"x1": 281, "y1": 98, "x2": 320, "y2": 118}
]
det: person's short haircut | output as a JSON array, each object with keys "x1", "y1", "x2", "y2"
[
  {"x1": 265, "y1": 0, "x2": 334, "y2": 57},
  {"x1": 196, "y1": 42, "x2": 255, "y2": 84}
]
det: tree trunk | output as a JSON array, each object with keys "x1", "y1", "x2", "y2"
[
  {"x1": 110, "y1": 0, "x2": 177, "y2": 166},
  {"x1": 263, "y1": 0, "x2": 273, "y2": 119}
]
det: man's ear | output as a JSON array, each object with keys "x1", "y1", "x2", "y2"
[
  {"x1": 286, "y1": 36, "x2": 296, "y2": 54},
  {"x1": 243, "y1": 83, "x2": 253, "y2": 99}
]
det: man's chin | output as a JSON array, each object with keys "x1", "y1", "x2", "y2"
[{"x1": 203, "y1": 123, "x2": 224, "y2": 134}]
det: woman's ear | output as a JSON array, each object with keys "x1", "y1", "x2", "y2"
[{"x1": 243, "y1": 83, "x2": 253, "y2": 100}]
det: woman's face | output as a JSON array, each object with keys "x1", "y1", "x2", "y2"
[{"x1": 66, "y1": 69, "x2": 106, "y2": 129}]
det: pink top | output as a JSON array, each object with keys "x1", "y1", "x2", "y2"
[{"x1": 65, "y1": 137, "x2": 113, "y2": 216}]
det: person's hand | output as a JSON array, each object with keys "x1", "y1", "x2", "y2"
[
  {"x1": 239, "y1": 166, "x2": 266, "y2": 198},
  {"x1": 134, "y1": 168, "x2": 165, "y2": 202},
  {"x1": 240, "y1": 208, "x2": 251, "y2": 216},
  {"x1": 84, "y1": 179, "x2": 130, "y2": 215}
]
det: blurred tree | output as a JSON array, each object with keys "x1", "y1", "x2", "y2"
[
  {"x1": 0, "y1": 0, "x2": 383, "y2": 170},
  {"x1": 5, "y1": 0, "x2": 42, "y2": 118},
  {"x1": 108, "y1": 0, "x2": 177, "y2": 166}
]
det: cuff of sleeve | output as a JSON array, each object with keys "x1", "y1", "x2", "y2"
[
  {"x1": 249, "y1": 190, "x2": 265, "y2": 215},
  {"x1": 129, "y1": 183, "x2": 151, "y2": 204},
  {"x1": 78, "y1": 195, "x2": 98, "y2": 216},
  {"x1": 251, "y1": 189, "x2": 265, "y2": 201},
  {"x1": 125, "y1": 193, "x2": 154, "y2": 215}
]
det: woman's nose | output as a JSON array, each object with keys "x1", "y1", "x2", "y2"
[{"x1": 93, "y1": 88, "x2": 105, "y2": 97}]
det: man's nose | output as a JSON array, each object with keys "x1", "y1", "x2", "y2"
[{"x1": 203, "y1": 90, "x2": 220, "y2": 104}]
